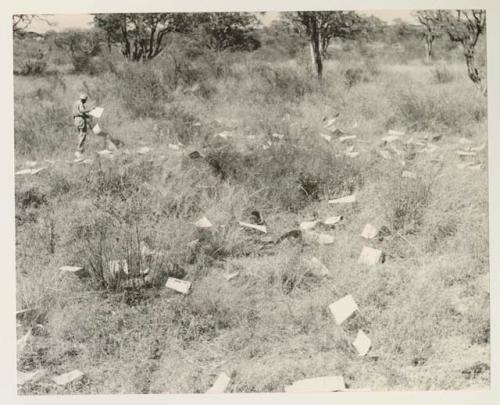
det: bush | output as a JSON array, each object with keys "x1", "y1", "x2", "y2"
[{"x1": 17, "y1": 59, "x2": 47, "y2": 76}]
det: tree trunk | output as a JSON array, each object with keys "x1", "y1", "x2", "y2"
[
  {"x1": 464, "y1": 47, "x2": 487, "y2": 96},
  {"x1": 310, "y1": 18, "x2": 323, "y2": 80},
  {"x1": 425, "y1": 37, "x2": 433, "y2": 64}
]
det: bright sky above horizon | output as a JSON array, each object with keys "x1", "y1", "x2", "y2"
[{"x1": 28, "y1": 10, "x2": 417, "y2": 33}]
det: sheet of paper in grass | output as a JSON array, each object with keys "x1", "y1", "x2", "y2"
[
  {"x1": 89, "y1": 107, "x2": 104, "y2": 118},
  {"x1": 165, "y1": 277, "x2": 191, "y2": 294},
  {"x1": 284, "y1": 375, "x2": 345, "y2": 393},
  {"x1": 353, "y1": 329, "x2": 372, "y2": 356},
  {"x1": 52, "y1": 370, "x2": 84, "y2": 386},
  {"x1": 329, "y1": 295, "x2": 359, "y2": 325},
  {"x1": 206, "y1": 372, "x2": 230, "y2": 394}
]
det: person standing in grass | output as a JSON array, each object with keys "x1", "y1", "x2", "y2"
[{"x1": 72, "y1": 93, "x2": 93, "y2": 158}]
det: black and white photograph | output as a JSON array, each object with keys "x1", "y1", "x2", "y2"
[{"x1": 7, "y1": 0, "x2": 495, "y2": 398}]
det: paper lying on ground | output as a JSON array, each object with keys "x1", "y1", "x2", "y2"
[
  {"x1": 15, "y1": 167, "x2": 46, "y2": 176},
  {"x1": 388, "y1": 129, "x2": 405, "y2": 136},
  {"x1": 168, "y1": 143, "x2": 181, "y2": 151},
  {"x1": 92, "y1": 123, "x2": 102, "y2": 135},
  {"x1": 223, "y1": 272, "x2": 239, "y2": 281},
  {"x1": 285, "y1": 375, "x2": 345, "y2": 393},
  {"x1": 345, "y1": 151, "x2": 360, "y2": 158},
  {"x1": 89, "y1": 107, "x2": 104, "y2": 118},
  {"x1": 238, "y1": 221, "x2": 267, "y2": 233},
  {"x1": 108, "y1": 260, "x2": 129, "y2": 275},
  {"x1": 60, "y1": 266, "x2": 86, "y2": 277},
  {"x1": 339, "y1": 135, "x2": 356, "y2": 142},
  {"x1": 358, "y1": 246, "x2": 383, "y2": 266},
  {"x1": 361, "y1": 224, "x2": 378, "y2": 239},
  {"x1": 353, "y1": 329, "x2": 372, "y2": 356},
  {"x1": 18, "y1": 369, "x2": 45, "y2": 386},
  {"x1": 165, "y1": 277, "x2": 191, "y2": 294},
  {"x1": 206, "y1": 372, "x2": 230, "y2": 394},
  {"x1": 456, "y1": 150, "x2": 476, "y2": 157},
  {"x1": 137, "y1": 146, "x2": 152, "y2": 154},
  {"x1": 329, "y1": 194, "x2": 356, "y2": 204},
  {"x1": 195, "y1": 216, "x2": 213, "y2": 229},
  {"x1": 52, "y1": 370, "x2": 84, "y2": 386},
  {"x1": 309, "y1": 257, "x2": 329, "y2": 276},
  {"x1": 300, "y1": 220, "x2": 319, "y2": 231},
  {"x1": 272, "y1": 133, "x2": 285, "y2": 140},
  {"x1": 329, "y1": 294, "x2": 358, "y2": 325},
  {"x1": 323, "y1": 216, "x2": 342, "y2": 226},
  {"x1": 378, "y1": 150, "x2": 391, "y2": 160},
  {"x1": 320, "y1": 133, "x2": 332, "y2": 142},
  {"x1": 402, "y1": 171, "x2": 417, "y2": 179}
]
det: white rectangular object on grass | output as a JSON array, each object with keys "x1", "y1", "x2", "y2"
[
  {"x1": 353, "y1": 329, "x2": 372, "y2": 356},
  {"x1": 299, "y1": 220, "x2": 319, "y2": 231},
  {"x1": 339, "y1": 135, "x2": 357, "y2": 142},
  {"x1": 195, "y1": 216, "x2": 213, "y2": 228},
  {"x1": 358, "y1": 246, "x2": 383, "y2": 266},
  {"x1": 345, "y1": 151, "x2": 360, "y2": 158},
  {"x1": 310, "y1": 257, "x2": 329, "y2": 276},
  {"x1": 165, "y1": 277, "x2": 191, "y2": 294},
  {"x1": 52, "y1": 370, "x2": 84, "y2": 386},
  {"x1": 89, "y1": 107, "x2": 104, "y2": 118},
  {"x1": 388, "y1": 129, "x2": 405, "y2": 136},
  {"x1": 206, "y1": 372, "x2": 230, "y2": 394},
  {"x1": 304, "y1": 231, "x2": 334, "y2": 245},
  {"x1": 329, "y1": 295, "x2": 358, "y2": 325},
  {"x1": 323, "y1": 216, "x2": 342, "y2": 226},
  {"x1": 60, "y1": 266, "x2": 86, "y2": 277},
  {"x1": 284, "y1": 375, "x2": 345, "y2": 393},
  {"x1": 361, "y1": 224, "x2": 378, "y2": 239},
  {"x1": 320, "y1": 133, "x2": 332, "y2": 142},
  {"x1": 238, "y1": 221, "x2": 267, "y2": 233},
  {"x1": 18, "y1": 369, "x2": 45, "y2": 386},
  {"x1": 92, "y1": 123, "x2": 102, "y2": 135},
  {"x1": 223, "y1": 272, "x2": 239, "y2": 281},
  {"x1": 328, "y1": 194, "x2": 356, "y2": 204}
]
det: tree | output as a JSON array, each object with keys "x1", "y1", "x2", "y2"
[
  {"x1": 431, "y1": 10, "x2": 487, "y2": 95},
  {"x1": 13, "y1": 14, "x2": 52, "y2": 37},
  {"x1": 414, "y1": 11, "x2": 443, "y2": 63},
  {"x1": 93, "y1": 13, "x2": 193, "y2": 61},
  {"x1": 193, "y1": 12, "x2": 261, "y2": 52},
  {"x1": 284, "y1": 11, "x2": 371, "y2": 80},
  {"x1": 53, "y1": 29, "x2": 102, "y2": 72}
]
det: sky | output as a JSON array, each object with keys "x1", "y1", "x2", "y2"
[{"x1": 28, "y1": 10, "x2": 417, "y2": 33}]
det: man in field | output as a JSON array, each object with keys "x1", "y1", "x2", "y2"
[{"x1": 72, "y1": 93, "x2": 93, "y2": 158}]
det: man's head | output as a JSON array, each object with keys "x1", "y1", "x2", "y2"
[{"x1": 79, "y1": 93, "x2": 88, "y2": 102}]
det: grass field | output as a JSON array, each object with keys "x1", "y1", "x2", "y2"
[{"x1": 15, "y1": 44, "x2": 489, "y2": 393}]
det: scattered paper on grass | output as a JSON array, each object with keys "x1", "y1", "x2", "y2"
[
  {"x1": 323, "y1": 216, "x2": 343, "y2": 226},
  {"x1": 300, "y1": 220, "x2": 319, "y2": 231},
  {"x1": 458, "y1": 137, "x2": 473, "y2": 145},
  {"x1": 89, "y1": 107, "x2": 104, "y2": 118},
  {"x1": 361, "y1": 224, "x2": 378, "y2": 239},
  {"x1": 165, "y1": 277, "x2": 191, "y2": 294},
  {"x1": 470, "y1": 143, "x2": 486, "y2": 152},
  {"x1": 345, "y1": 145, "x2": 355, "y2": 153},
  {"x1": 195, "y1": 216, "x2": 213, "y2": 229},
  {"x1": 320, "y1": 133, "x2": 332, "y2": 142},
  {"x1": 18, "y1": 369, "x2": 45, "y2": 386},
  {"x1": 216, "y1": 131, "x2": 232, "y2": 139},
  {"x1": 388, "y1": 129, "x2": 405, "y2": 136},
  {"x1": 52, "y1": 370, "x2": 84, "y2": 386},
  {"x1": 339, "y1": 135, "x2": 357, "y2": 142},
  {"x1": 345, "y1": 151, "x2": 360, "y2": 158},
  {"x1": 329, "y1": 295, "x2": 358, "y2": 325},
  {"x1": 16, "y1": 308, "x2": 37, "y2": 321},
  {"x1": 358, "y1": 246, "x2": 383, "y2": 266},
  {"x1": 238, "y1": 221, "x2": 267, "y2": 233},
  {"x1": 378, "y1": 150, "x2": 391, "y2": 160},
  {"x1": 382, "y1": 135, "x2": 399, "y2": 143},
  {"x1": 59, "y1": 266, "x2": 86, "y2": 277},
  {"x1": 323, "y1": 117, "x2": 338, "y2": 129},
  {"x1": 168, "y1": 143, "x2": 181, "y2": 150},
  {"x1": 17, "y1": 330, "x2": 31, "y2": 353},
  {"x1": 285, "y1": 375, "x2": 345, "y2": 393},
  {"x1": 329, "y1": 194, "x2": 356, "y2": 204},
  {"x1": 272, "y1": 133, "x2": 285, "y2": 140},
  {"x1": 206, "y1": 372, "x2": 230, "y2": 394},
  {"x1": 108, "y1": 260, "x2": 129, "y2": 275},
  {"x1": 15, "y1": 167, "x2": 46, "y2": 175},
  {"x1": 309, "y1": 257, "x2": 329, "y2": 276},
  {"x1": 402, "y1": 171, "x2": 417, "y2": 179},
  {"x1": 137, "y1": 146, "x2": 152, "y2": 154},
  {"x1": 353, "y1": 329, "x2": 372, "y2": 356},
  {"x1": 304, "y1": 231, "x2": 334, "y2": 245},
  {"x1": 92, "y1": 123, "x2": 102, "y2": 135},
  {"x1": 456, "y1": 150, "x2": 476, "y2": 157},
  {"x1": 97, "y1": 149, "x2": 113, "y2": 156},
  {"x1": 223, "y1": 272, "x2": 239, "y2": 281}
]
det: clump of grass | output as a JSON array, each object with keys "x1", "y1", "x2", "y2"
[{"x1": 431, "y1": 65, "x2": 455, "y2": 84}]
